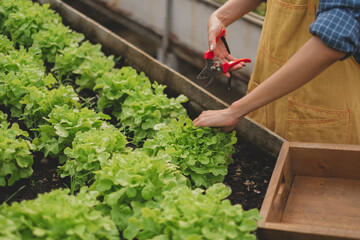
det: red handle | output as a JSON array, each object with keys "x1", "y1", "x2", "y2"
[
  {"x1": 222, "y1": 58, "x2": 251, "y2": 73},
  {"x1": 215, "y1": 28, "x2": 226, "y2": 43},
  {"x1": 204, "y1": 51, "x2": 214, "y2": 60},
  {"x1": 204, "y1": 28, "x2": 227, "y2": 60}
]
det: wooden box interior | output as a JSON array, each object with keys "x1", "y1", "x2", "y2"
[{"x1": 259, "y1": 142, "x2": 360, "y2": 240}]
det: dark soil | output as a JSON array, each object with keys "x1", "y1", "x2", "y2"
[
  {"x1": 225, "y1": 136, "x2": 275, "y2": 210},
  {"x1": 0, "y1": 153, "x2": 70, "y2": 205}
]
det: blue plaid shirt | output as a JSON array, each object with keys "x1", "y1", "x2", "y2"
[{"x1": 309, "y1": 0, "x2": 360, "y2": 63}]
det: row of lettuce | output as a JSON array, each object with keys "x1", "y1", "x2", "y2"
[{"x1": 0, "y1": 0, "x2": 260, "y2": 239}]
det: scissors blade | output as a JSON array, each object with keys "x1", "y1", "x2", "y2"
[
  {"x1": 205, "y1": 70, "x2": 217, "y2": 87},
  {"x1": 197, "y1": 67, "x2": 212, "y2": 79},
  {"x1": 197, "y1": 59, "x2": 214, "y2": 79}
]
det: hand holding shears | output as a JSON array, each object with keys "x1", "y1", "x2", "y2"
[{"x1": 197, "y1": 28, "x2": 251, "y2": 89}]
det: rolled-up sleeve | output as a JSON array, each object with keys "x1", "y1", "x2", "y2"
[{"x1": 309, "y1": 1, "x2": 360, "y2": 62}]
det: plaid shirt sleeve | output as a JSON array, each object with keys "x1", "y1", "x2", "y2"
[{"x1": 309, "y1": 0, "x2": 360, "y2": 63}]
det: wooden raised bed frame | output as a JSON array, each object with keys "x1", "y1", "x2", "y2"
[{"x1": 259, "y1": 142, "x2": 360, "y2": 240}]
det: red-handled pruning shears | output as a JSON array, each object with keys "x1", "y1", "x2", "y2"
[{"x1": 197, "y1": 28, "x2": 251, "y2": 89}]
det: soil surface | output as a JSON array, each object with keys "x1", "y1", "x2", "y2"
[
  {"x1": 0, "y1": 159, "x2": 66, "y2": 205},
  {"x1": 225, "y1": 136, "x2": 275, "y2": 210},
  {"x1": 0, "y1": 152, "x2": 70, "y2": 205}
]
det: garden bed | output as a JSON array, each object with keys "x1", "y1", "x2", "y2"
[
  {"x1": 0, "y1": 0, "x2": 280, "y2": 213},
  {"x1": 0, "y1": 0, "x2": 281, "y2": 239}
]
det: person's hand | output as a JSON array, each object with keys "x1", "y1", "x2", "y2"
[
  {"x1": 207, "y1": 14, "x2": 247, "y2": 78},
  {"x1": 193, "y1": 107, "x2": 243, "y2": 132}
]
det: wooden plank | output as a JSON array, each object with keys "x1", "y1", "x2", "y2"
[
  {"x1": 237, "y1": 117, "x2": 285, "y2": 158},
  {"x1": 36, "y1": 0, "x2": 285, "y2": 157},
  {"x1": 283, "y1": 176, "x2": 360, "y2": 230},
  {"x1": 259, "y1": 141, "x2": 291, "y2": 224},
  {"x1": 289, "y1": 143, "x2": 360, "y2": 180},
  {"x1": 260, "y1": 222, "x2": 360, "y2": 240}
]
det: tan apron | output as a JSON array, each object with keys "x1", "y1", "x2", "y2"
[{"x1": 247, "y1": 0, "x2": 360, "y2": 144}]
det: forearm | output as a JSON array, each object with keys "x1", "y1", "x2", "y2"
[
  {"x1": 211, "y1": 0, "x2": 263, "y2": 27},
  {"x1": 230, "y1": 36, "x2": 346, "y2": 119},
  {"x1": 208, "y1": 0, "x2": 263, "y2": 49}
]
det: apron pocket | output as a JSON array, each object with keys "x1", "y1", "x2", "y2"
[{"x1": 285, "y1": 99, "x2": 353, "y2": 144}]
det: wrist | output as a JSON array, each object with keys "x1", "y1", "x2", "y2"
[
  {"x1": 215, "y1": 11, "x2": 229, "y2": 27},
  {"x1": 228, "y1": 102, "x2": 247, "y2": 123},
  {"x1": 209, "y1": 11, "x2": 226, "y2": 29}
]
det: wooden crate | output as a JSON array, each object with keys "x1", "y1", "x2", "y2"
[{"x1": 258, "y1": 142, "x2": 360, "y2": 240}]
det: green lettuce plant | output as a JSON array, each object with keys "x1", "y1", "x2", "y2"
[
  {"x1": 52, "y1": 41, "x2": 114, "y2": 89},
  {"x1": 31, "y1": 25, "x2": 84, "y2": 63},
  {"x1": 124, "y1": 183, "x2": 260, "y2": 240},
  {"x1": 0, "y1": 111, "x2": 7, "y2": 122},
  {"x1": 33, "y1": 105, "x2": 111, "y2": 162},
  {"x1": 0, "y1": 116, "x2": 34, "y2": 186},
  {"x1": 20, "y1": 85, "x2": 81, "y2": 129},
  {"x1": 2, "y1": 2, "x2": 62, "y2": 47},
  {"x1": 143, "y1": 116, "x2": 237, "y2": 188},
  {"x1": 118, "y1": 82, "x2": 188, "y2": 145},
  {"x1": 0, "y1": 188, "x2": 120, "y2": 240},
  {"x1": 0, "y1": 35, "x2": 14, "y2": 54},
  {"x1": 94, "y1": 67, "x2": 152, "y2": 113},
  {"x1": 74, "y1": 53, "x2": 115, "y2": 91},
  {"x1": 0, "y1": 0, "x2": 33, "y2": 32},
  {"x1": 0, "y1": 45, "x2": 54, "y2": 117},
  {"x1": 0, "y1": 44, "x2": 45, "y2": 73},
  {"x1": 91, "y1": 151, "x2": 189, "y2": 232},
  {"x1": 0, "y1": 46, "x2": 45, "y2": 76},
  {"x1": 58, "y1": 126, "x2": 129, "y2": 193}
]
